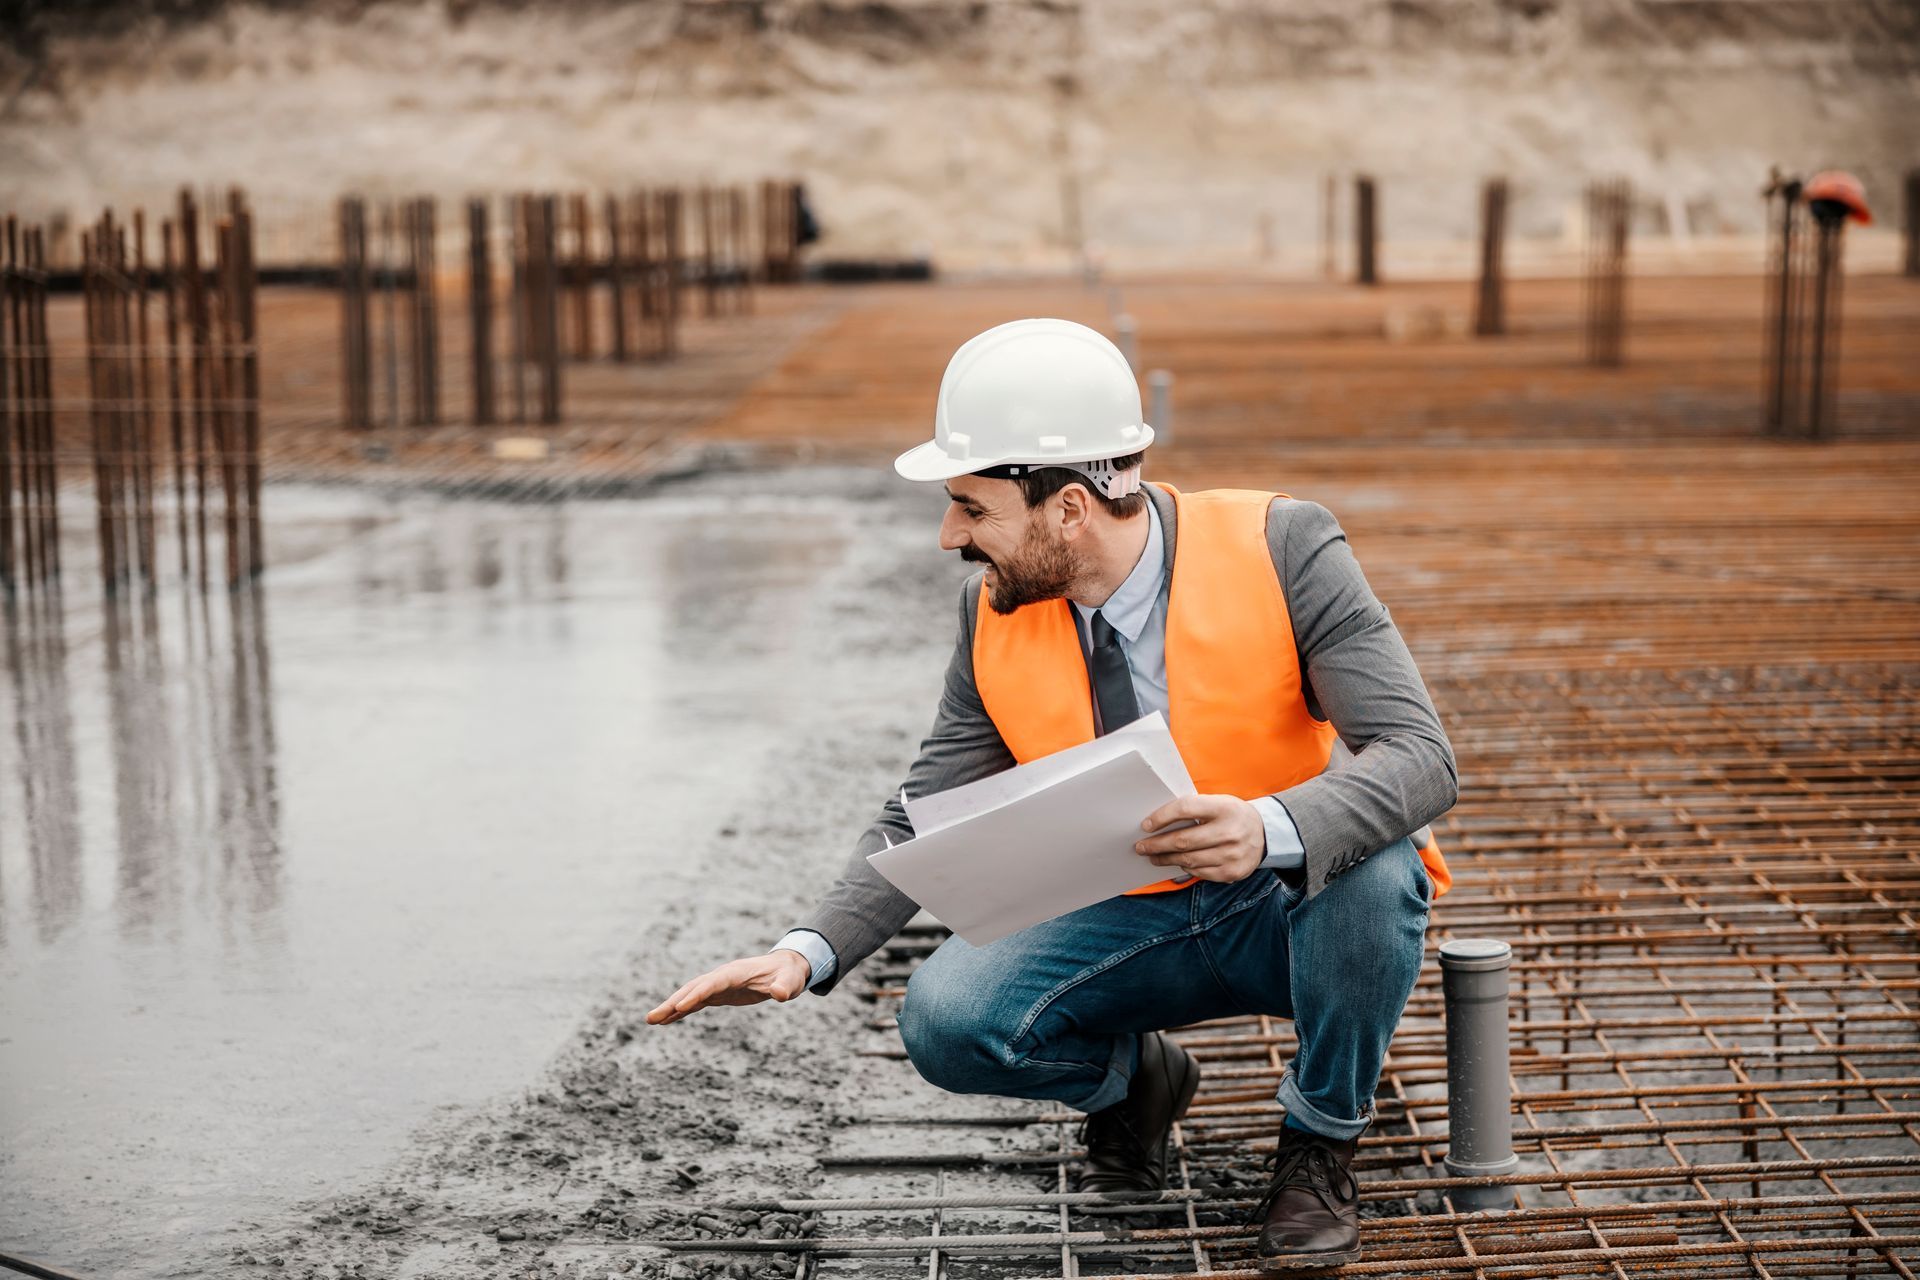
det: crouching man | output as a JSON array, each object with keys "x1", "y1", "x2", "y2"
[{"x1": 649, "y1": 319, "x2": 1457, "y2": 1270}]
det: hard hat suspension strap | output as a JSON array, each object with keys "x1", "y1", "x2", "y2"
[{"x1": 972, "y1": 457, "x2": 1143, "y2": 500}]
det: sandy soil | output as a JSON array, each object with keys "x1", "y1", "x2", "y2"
[{"x1": 3, "y1": 1, "x2": 1916, "y2": 269}]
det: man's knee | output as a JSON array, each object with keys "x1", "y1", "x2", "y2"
[
  {"x1": 898, "y1": 944, "x2": 1018, "y2": 1095},
  {"x1": 1330, "y1": 834, "x2": 1429, "y2": 918}
]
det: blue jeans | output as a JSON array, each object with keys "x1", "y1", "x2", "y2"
[{"x1": 896, "y1": 834, "x2": 1432, "y2": 1140}]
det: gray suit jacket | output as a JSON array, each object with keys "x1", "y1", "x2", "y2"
[{"x1": 796, "y1": 484, "x2": 1458, "y2": 994}]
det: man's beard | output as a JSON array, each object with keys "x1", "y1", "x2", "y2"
[{"x1": 963, "y1": 527, "x2": 1079, "y2": 616}]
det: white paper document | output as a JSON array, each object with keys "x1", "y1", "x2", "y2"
[
  {"x1": 869, "y1": 713, "x2": 1198, "y2": 946},
  {"x1": 901, "y1": 711, "x2": 1194, "y2": 836}
]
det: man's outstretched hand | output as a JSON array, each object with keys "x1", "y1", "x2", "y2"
[{"x1": 646, "y1": 951, "x2": 813, "y2": 1025}]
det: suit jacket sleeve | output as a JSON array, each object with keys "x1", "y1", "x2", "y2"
[
  {"x1": 793, "y1": 569, "x2": 1017, "y2": 994},
  {"x1": 1266, "y1": 498, "x2": 1459, "y2": 899}
]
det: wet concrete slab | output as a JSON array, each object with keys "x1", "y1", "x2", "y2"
[{"x1": 0, "y1": 466, "x2": 959, "y2": 1277}]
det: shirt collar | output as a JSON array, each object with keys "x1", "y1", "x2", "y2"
[{"x1": 1071, "y1": 498, "x2": 1164, "y2": 645}]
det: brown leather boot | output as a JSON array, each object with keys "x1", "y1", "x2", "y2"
[
  {"x1": 1251, "y1": 1123, "x2": 1363, "y2": 1269},
  {"x1": 1072, "y1": 1031, "x2": 1201, "y2": 1199}
]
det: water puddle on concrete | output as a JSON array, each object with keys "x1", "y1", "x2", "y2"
[{"x1": 0, "y1": 472, "x2": 878, "y2": 1275}]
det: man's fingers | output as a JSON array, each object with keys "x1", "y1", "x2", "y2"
[
  {"x1": 647, "y1": 967, "x2": 743, "y2": 1025},
  {"x1": 1141, "y1": 795, "x2": 1211, "y2": 832},
  {"x1": 1148, "y1": 853, "x2": 1232, "y2": 880},
  {"x1": 1136, "y1": 822, "x2": 1232, "y2": 856}
]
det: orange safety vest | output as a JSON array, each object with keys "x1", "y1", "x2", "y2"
[{"x1": 971, "y1": 482, "x2": 1451, "y2": 898}]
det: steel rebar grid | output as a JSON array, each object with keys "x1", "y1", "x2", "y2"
[{"x1": 590, "y1": 459, "x2": 1920, "y2": 1275}]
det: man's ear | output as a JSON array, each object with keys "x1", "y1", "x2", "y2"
[{"x1": 1055, "y1": 482, "x2": 1094, "y2": 541}]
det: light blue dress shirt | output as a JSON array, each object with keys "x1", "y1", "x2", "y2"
[{"x1": 772, "y1": 499, "x2": 1305, "y2": 988}]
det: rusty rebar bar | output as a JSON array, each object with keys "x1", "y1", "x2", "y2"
[
  {"x1": 1474, "y1": 177, "x2": 1507, "y2": 337},
  {"x1": 1354, "y1": 175, "x2": 1378, "y2": 287}
]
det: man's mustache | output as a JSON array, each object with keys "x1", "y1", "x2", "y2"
[{"x1": 959, "y1": 545, "x2": 993, "y2": 567}]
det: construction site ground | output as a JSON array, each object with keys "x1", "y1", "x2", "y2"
[{"x1": 6, "y1": 270, "x2": 1919, "y2": 1279}]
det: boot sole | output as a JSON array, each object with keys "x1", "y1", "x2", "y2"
[{"x1": 1256, "y1": 1246, "x2": 1363, "y2": 1272}]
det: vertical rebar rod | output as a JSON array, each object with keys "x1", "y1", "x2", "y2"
[
  {"x1": 509, "y1": 195, "x2": 527, "y2": 425},
  {"x1": 1585, "y1": 181, "x2": 1629, "y2": 368},
  {"x1": 215, "y1": 215, "x2": 245, "y2": 589},
  {"x1": 731, "y1": 185, "x2": 752, "y2": 315},
  {"x1": 1609, "y1": 181, "x2": 1630, "y2": 366},
  {"x1": 409, "y1": 196, "x2": 439, "y2": 427},
  {"x1": 10, "y1": 216, "x2": 40, "y2": 596},
  {"x1": 468, "y1": 198, "x2": 494, "y2": 426},
  {"x1": 606, "y1": 193, "x2": 628, "y2": 363},
  {"x1": 662, "y1": 189, "x2": 683, "y2": 357},
  {"x1": 3, "y1": 218, "x2": 24, "y2": 596},
  {"x1": 379, "y1": 201, "x2": 400, "y2": 437},
  {"x1": 1322, "y1": 173, "x2": 1337, "y2": 280},
  {"x1": 338, "y1": 196, "x2": 371, "y2": 430},
  {"x1": 539, "y1": 194, "x2": 562, "y2": 425},
  {"x1": 1763, "y1": 179, "x2": 1800, "y2": 435},
  {"x1": 113, "y1": 217, "x2": 137, "y2": 593},
  {"x1": 133, "y1": 210, "x2": 158, "y2": 591},
  {"x1": 28, "y1": 228, "x2": 55, "y2": 586},
  {"x1": 162, "y1": 220, "x2": 189, "y2": 584},
  {"x1": 82, "y1": 226, "x2": 116, "y2": 592},
  {"x1": 1807, "y1": 216, "x2": 1844, "y2": 442},
  {"x1": 570, "y1": 192, "x2": 593, "y2": 361},
  {"x1": 634, "y1": 190, "x2": 655, "y2": 330},
  {"x1": 1441, "y1": 938, "x2": 1519, "y2": 1213},
  {"x1": 700, "y1": 185, "x2": 719, "y2": 318},
  {"x1": 0, "y1": 217, "x2": 15, "y2": 597},
  {"x1": 407, "y1": 197, "x2": 424, "y2": 425},
  {"x1": 1475, "y1": 178, "x2": 1507, "y2": 338},
  {"x1": 1354, "y1": 175, "x2": 1378, "y2": 286},
  {"x1": 233, "y1": 192, "x2": 263, "y2": 581}
]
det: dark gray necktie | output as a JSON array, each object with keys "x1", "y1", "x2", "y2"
[{"x1": 1088, "y1": 610, "x2": 1141, "y2": 736}]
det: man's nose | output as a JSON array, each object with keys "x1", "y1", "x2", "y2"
[{"x1": 938, "y1": 508, "x2": 968, "y2": 551}]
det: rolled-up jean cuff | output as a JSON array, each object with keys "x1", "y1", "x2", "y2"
[
  {"x1": 1275, "y1": 1065, "x2": 1374, "y2": 1140},
  {"x1": 1072, "y1": 1033, "x2": 1141, "y2": 1114}
]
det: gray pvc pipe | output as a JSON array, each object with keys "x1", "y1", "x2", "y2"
[
  {"x1": 1115, "y1": 314, "x2": 1138, "y2": 372},
  {"x1": 1148, "y1": 369, "x2": 1173, "y2": 445},
  {"x1": 1440, "y1": 937, "x2": 1519, "y2": 1211}
]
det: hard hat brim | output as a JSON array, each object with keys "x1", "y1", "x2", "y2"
[
  {"x1": 893, "y1": 425, "x2": 1156, "y2": 484},
  {"x1": 893, "y1": 439, "x2": 984, "y2": 483}
]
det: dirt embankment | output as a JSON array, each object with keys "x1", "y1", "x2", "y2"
[{"x1": 2, "y1": 0, "x2": 1916, "y2": 265}]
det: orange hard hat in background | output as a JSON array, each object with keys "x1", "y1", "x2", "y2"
[{"x1": 1803, "y1": 171, "x2": 1872, "y2": 225}]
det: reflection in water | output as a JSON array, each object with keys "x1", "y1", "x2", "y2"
[
  {"x1": 3, "y1": 595, "x2": 85, "y2": 946},
  {"x1": 2, "y1": 481, "x2": 870, "y2": 1277},
  {"x1": 4, "y1": 506, "x2": 579, "y2": 954},
  {"x1": 104, "y1": 596, "x2": 182, "y2": 940},
  {"x1": 1, "y1": 581, "x2": 285, "y2": 949},
  {"x1": 213, "y1": 587, "x2": 283, "y2": 930}
]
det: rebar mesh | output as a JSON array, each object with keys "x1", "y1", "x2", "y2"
[{"x1": 613, "y1": 472, "x2": 1920, "y2": 1276}]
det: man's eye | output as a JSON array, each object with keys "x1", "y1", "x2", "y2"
[{"x1": 965, "y1": 508, "x2": 983, "y2": 519}]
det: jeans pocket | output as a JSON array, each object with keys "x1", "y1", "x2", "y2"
[{"x1": 1271, "y1": 866, "x2": 1307, "y2": 911}]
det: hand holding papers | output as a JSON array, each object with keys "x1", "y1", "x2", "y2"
[{"x1": 867, "y1": 713, "x2": 1198, "y2": 946}]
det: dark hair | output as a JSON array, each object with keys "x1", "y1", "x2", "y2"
[{"x1": 1014, "y1": 452, "x2": 1148, "y2": 519}]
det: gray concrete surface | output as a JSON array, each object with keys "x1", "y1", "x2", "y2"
[{"x1": 0, "y1": 466, "x2": 960, "y2": 1278}]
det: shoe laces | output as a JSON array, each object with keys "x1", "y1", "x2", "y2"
[
  {"x1": 1246, "y1": 1131, "x2": 1359, "y2": 1227},
  {"x1": 1076, "y1": 1106, "x2": 1149, "y2": 1166}
]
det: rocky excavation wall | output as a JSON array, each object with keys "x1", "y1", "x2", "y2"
[{"x1": 2, "y1": 0, "x2": 1916, "y2": 266}]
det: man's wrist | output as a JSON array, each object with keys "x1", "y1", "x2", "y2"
[
  {"x1": 1251, "y1": 794, "x2": 1306, "y2": 870},
  {"x1": 770, "y1": 928, "x2": 838, "y2": 990}
]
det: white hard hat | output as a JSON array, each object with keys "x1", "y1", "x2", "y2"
[{"x1": 894, "y1": 318, "x2": 1155, "y2": 493}]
